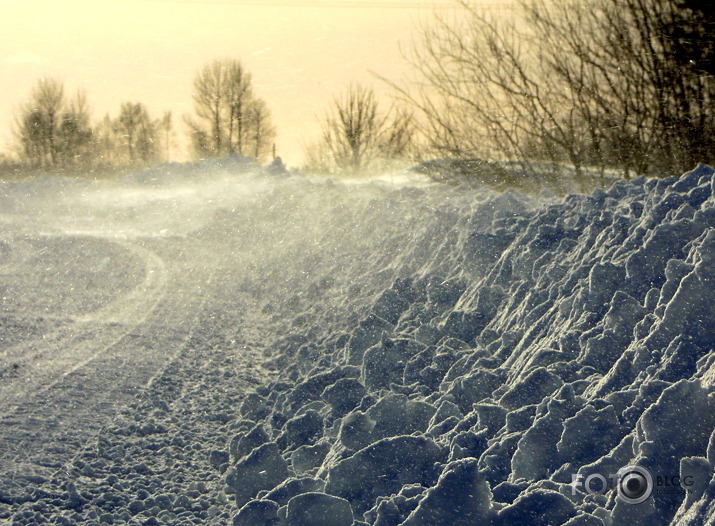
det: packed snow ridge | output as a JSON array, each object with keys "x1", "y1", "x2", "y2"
[
  {"x1": 2, "y1": 158, "x2": 715, "y2": 525},
  {"x1": 224, "y1": 164, "x2": 715, "y2": 526}
]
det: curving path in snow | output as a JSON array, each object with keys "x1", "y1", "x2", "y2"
[{"x1": 0, "y1": 234, "x2": 209, "y2": 493}]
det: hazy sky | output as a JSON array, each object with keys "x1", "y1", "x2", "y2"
[{"x1": 0, "y1": 0, "x2": 511, "y2": 166}]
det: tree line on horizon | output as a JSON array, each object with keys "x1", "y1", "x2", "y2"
[
  {"x1": 4, "y1": 0, "x2": 714, "y2": 179},
  {"x1": 10, "y1": 79, "x2": 174, "y2": 171},
  {"x1": 306, "y1": 0, "x2": 714, "y2": 179},
  {"x1": 5, "y1": 58, "x2": 415, "y2": 177},
  {"x1": 6, "y1": 59, "x2": 279, "y2": 174}
]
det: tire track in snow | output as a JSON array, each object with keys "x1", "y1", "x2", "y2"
[
  {"x1": 0, "y1": 238, "x2": 167, "y2": 409},
  {"x1": 0, "y1": 235, "x2": 223, "y2": 495}
]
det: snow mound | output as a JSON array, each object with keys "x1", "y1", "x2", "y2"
[{"x1": 224, "y1": 163, "x2": 715, "y2": 525}]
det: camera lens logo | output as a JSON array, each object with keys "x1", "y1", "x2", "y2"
[{"x1": 617, "y1": 466, "x2": 653, "y2": 504}]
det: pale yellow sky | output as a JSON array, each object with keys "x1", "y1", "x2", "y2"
[{"x1": 0, "y1": 0, "x2": 512, "y2": 166}]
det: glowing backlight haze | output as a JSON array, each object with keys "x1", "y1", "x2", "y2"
[{"x1": 0, "y1": 0, "x2": 511, "y2": 166}]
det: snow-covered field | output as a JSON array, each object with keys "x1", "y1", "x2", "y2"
[{"x1": 0, "y1": 157, "x2": 714, "y2": 525}]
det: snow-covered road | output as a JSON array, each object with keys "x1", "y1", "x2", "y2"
[
  {"x1": 1, "y1": 159, "x2": 714, "y2": 525},
  {"x1": 0, "y1": 227, "x2": 257, "y2": 494}
]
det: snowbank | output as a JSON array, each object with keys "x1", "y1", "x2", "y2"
[{"x1": 224, "y1": 164, "x2": 715, "y2": 525}]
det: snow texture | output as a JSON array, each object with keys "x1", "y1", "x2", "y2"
[{"x1": 1, "y1": 160, "x2": 715, "y2": 525}]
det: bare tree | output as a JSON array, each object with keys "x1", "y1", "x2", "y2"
[
  {"x1": 14, "y1": 79, "x2": 95, "y2": 169},
  {"x1": 14, "y1": 78, "x2": 66, "y2": 167},
  {"x1": 94, "y1": 113, "x2": 119, "y2": 166},
  {"x1": 192, "y1": 60, "x2": 227, "y2": 155},
  {"x1": 247, "y1": 99, "x2": 276, "y2": 162},
  {"x1": 306, "y1": 84, "x2": 414, "y2": 175},
  {"x1": 392, "y1": 3, "x2": 592, "y2": 175},
  {"x1": 158, "y1": 111, "x2": 174, "y2": 162},
  {"x1": 189, "y1": 58, "x2": 275, "y2": 160},
  {"x1": 526, "y1": 0, "x2": 715, "y2": 175},
  {"x1": 55, "y1": 90, "x2": 94, "y2": 167},
  {"x1": 397, "y1": 0, "x2": 715, "y2": 179},
  {"x1": 185, "y1": 116, "x2": 212, "y2": 159},
  {"x1": 224, "y1": 62, "x2": 252, "y2": 155},
  {"x1": 115, "y1": 102, "x2": 157, "y2": 164}
]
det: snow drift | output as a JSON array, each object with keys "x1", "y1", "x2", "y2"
[{"x1": 219, "y1": 163, "x2": 715, "y2": 526}]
